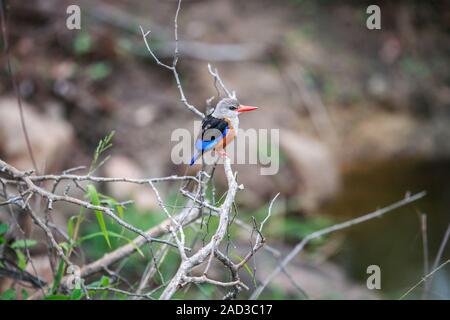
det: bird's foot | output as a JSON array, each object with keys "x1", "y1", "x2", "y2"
[{"x1": 218, "y1": 150, "x2": 228, "y2": 158}]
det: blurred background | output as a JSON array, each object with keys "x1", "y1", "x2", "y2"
[{"x1": 0, "y1": 0, "x2": 449, "y2": 299}]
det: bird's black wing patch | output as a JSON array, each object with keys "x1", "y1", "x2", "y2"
[
  {"x1": 201, "y1": 115, "x2": 228, "y2": 142},
  {"x1": 193, "y1": 115, "x2": 229, "y2": 151}
]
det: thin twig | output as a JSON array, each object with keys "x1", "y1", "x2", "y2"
[
  {"x1": 399, "y1": 259, "x2": 450, "y2": 300},
  {"x1": 139, "y1": 0, "x2": 204, "y2": 119},
  {"x1": 419, "y1": 212, "x2": 429, "y2": 298},
  {"x1": 0, "y1": 0, "x2": 38, "y2": 172},
  {"x1": 250, "y1": 191, "x2": 427, "y2": 300},
  {"x1": 159, "y1": 156, "x2": 238, "y2": 300},
  {"x1": 427, "y1": 222, "x2": 450, "y2": 290}
]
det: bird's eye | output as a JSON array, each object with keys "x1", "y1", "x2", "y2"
[{"x1": 229, "y1": 106, "x2": 237, "y2": 110}]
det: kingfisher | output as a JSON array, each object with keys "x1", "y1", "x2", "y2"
[{"x1": 190, "y1": 98, "x2": 258, "y2": 166}]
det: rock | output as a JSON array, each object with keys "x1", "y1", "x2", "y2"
[
  {"x1": 342, "y1": 110, "x2": 433, "y2": 162},
  {"x1": 279, "y1": 131, "x2": 339, "y2": 212},
  {"x1": 0, "y1": 97, "x2": 74, "y2": 172},
  {"x1": 103, "y1": 156, "x2": 159, "y2": 211}
]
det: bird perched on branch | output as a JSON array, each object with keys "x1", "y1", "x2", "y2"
[{"x1": 190, "y1": 98, "x2": 258, "y2": 166}]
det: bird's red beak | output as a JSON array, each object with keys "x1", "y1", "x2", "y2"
[{"x1": 237, "y1": 105, "x2": 258, "y2": 113}]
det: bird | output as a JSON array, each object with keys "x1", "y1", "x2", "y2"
[{"x1": 190, "y1": 98, "x2": 258, "y2": 166}]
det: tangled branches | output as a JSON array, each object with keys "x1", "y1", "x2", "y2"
[
  {"x1": 0, "y1": 152, "x2": 264, "y2": 299},
  {"x1": 0, "y1": 0, "x2": 272, "y2": 300},
  {"x1": 0, "y1": 0, "x2": 431, "y2": 301}
]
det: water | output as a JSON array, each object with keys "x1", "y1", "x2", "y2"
[{"x1": 321, "y1": 158, "x2": 450, "y2": 299}]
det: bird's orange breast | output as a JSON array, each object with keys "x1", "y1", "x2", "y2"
[{"x1": 214, "y1": 118, "x2": 236, "y2": 151}]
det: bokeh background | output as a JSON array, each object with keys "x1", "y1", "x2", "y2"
[{"x1": 1, "y1": 0, "x2": 449, "y2": 299}]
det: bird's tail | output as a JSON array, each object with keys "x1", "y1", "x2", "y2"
[{"x1": 189, "y1": 151, "x2": 201, "y2": 166}]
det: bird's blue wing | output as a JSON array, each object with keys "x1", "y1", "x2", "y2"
[
  {"x1": 195, "y1": 127, "x2": 228, "y2": 152},
  {"x1": 190, "y1": 116, "x2": 229, "y2": 166}
]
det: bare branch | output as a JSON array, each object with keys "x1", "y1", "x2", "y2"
[
  {"x1": 29, "y1": 173, "x2": 199, "y2": 184},
  {"x1": 139, "y1": 0, "x2": 205, "y2": 119},
  {"x1": 88, "y1": 286, "x2": 155, "y2": 300},
  {"x1": 159, "y1": 156, "x2": 238, "y2": 300},
  {"x1": 250, "y1": 191, "x2": 427, "y2": 300},
  {"x1": 207, "y1": 63, "x2": 235, "y2": 98},
  {"x1": 399, "y1": 259, "x2": 450, "y2": 300},
  {"x1": 25, "y1": 204, "x2": 73, "y2": 267},
  {"x1": 183, "y1": 275, "x2": 248, "y2": 290},
  {"x1": 0, "y1": 159, "x2": 182, "y2": 249}
]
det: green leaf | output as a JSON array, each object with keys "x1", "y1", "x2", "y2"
[
  {"x1": 231, "y1": 253, "x2": 256, "y2": 286},
  {"x1": 70, "y1": 288, "x2": 83, "y2": 300},
  {"x1": 21, "y1": 288, "x2": 29, "y2": 300},
  {"x1": 11, "y1": 239, "x2": 37, "y2": 249},
  {"x1": 78, "y1": 231, "x2": 144, "y2": 258},
  {"x1": 100, "y1": 275, "x2": 110, "y2": 287},
  {"x1": 67, "y1": 216, "x2": 75, "y2": 239},
  {"x1": 90, "y1": 131, "x2": 115, "y2": 171},
  {"x1": 86, "y1": 276, "x2": 110, "y2": 299},
  {"x1": 44, "y1": 295, "x2": 70, "y2": 300},
  {"x1": 102, "y1": 199, "x2": 128, "y2": 243},
  {"x1": 87, "y1": 62, "x2": 112, "y2": 81},
  {"x1": 99, "y1": 195, "x2": 125, "y2": 220},
  {"x1": 51, "y1": 259, "x2": 66, "y2": 294},
  {"x1": 15, "y1": 249, "x2": 27, "y2": 270},
  {"x1": 116, "y1": 205, "x2": 124, "y2": 220},
  {"x1": 86, "y1": 275, "x2": 110, "y2": 288},
  {"x1": 0, "y1": 223, "x2": 8, "y2": 235},
  {"x1": 1, "y1": 288, "x2": 16, "y2": 300},
  {"x1": 86, "y1": 185, "x2": 111, "y2": 248},
  {"x1": 73, "y1": 32, "x2": 91, "y2": 55},
  {"x1": 59, "y1": 242, "x2": 70, "y2": 252}
]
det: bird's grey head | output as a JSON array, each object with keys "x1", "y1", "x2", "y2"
[{"x1": 212, "y1": 98, "x2": 240, "y2": 119}]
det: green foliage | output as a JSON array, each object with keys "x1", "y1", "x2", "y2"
[
  {"x1": 69, "y1": 289, "x2": 84, "y2": 300},
  {"x1": 80, "y1": 205, "x2": 164, "y2": 261},
  {"x1": 11, "y1": 239, "x2": 37, "y2": 249},
  {"x1": 21, "y1": 289, "x2": 29, "y2": 300},
  {"x1": 0, "y1": 288, "x2": 16, "y2": 300},
  {"x1": 5, "y1": 239, "x2": 38, "y2": 271},
  {"x1": 78, "y1": 230, "x2": 144, "y2": 258},
  {"x1": 259, "y1": 286, "x2": 286, "y2": 300},
  {"x1": 86, "y1": 276, "x2": 111, "y2": 299},
  {"x1": 82, "y1": 183, "x2": 149, "y2": 254},
  {"x1": 67, "y1": 215, "x2": 76, "y2": 240},
  {"x1": 231, "y1": 253, "x2": 256, "y2": 286},
  {"x1": 15, "y1": 249, "x2": 27, "y2": 270},
  {"x1": 87, "y1": 62, "x2": 112, "y2": 81},
  {"x1": 399, "y1": 56, "x2": 431, "y2": 79},
  {"x1": 73, "y1": 32, "x2": 92, "y2": 55},
  {"x1": 0, "y1": 223, "x2": 7, "y2": 245},
  {"x1": 44, "y1": 295, "x2": 71, "y2": 300},
  {"x1": 86, "y1": 184, "x2": 111, "y2": 248},
  {"x1": 0, "y1": 286, "x2": 29, "y2": 301},
  {"x1": 90, "y1": 130, "x2": 115, "y2": 172},
  {"x1": 244, "y1": 198, "x2": 333, "y2": 246},
  {"x1": 282, "y1": 216, "x2": 332, "y2": 243},
  {"x1": 51, "y1": 258, "x2": 66, "y2": 295},
  {"x1": 0, "y1": 223, "x2": 8, "y2": 235}
]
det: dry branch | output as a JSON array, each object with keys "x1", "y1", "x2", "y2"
[
  {"x1": 139, "y1": 0, "x2": 204, "y2": 119},
  {"x1": 159, "y1": 156, "x2": 238, "y2": 299},
  {"x1": 0, "y1": 159, "x2": 180, "y2": 249},
  {"x1": 250, "y1": 191, "x2": 427, "y2": 299}
]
